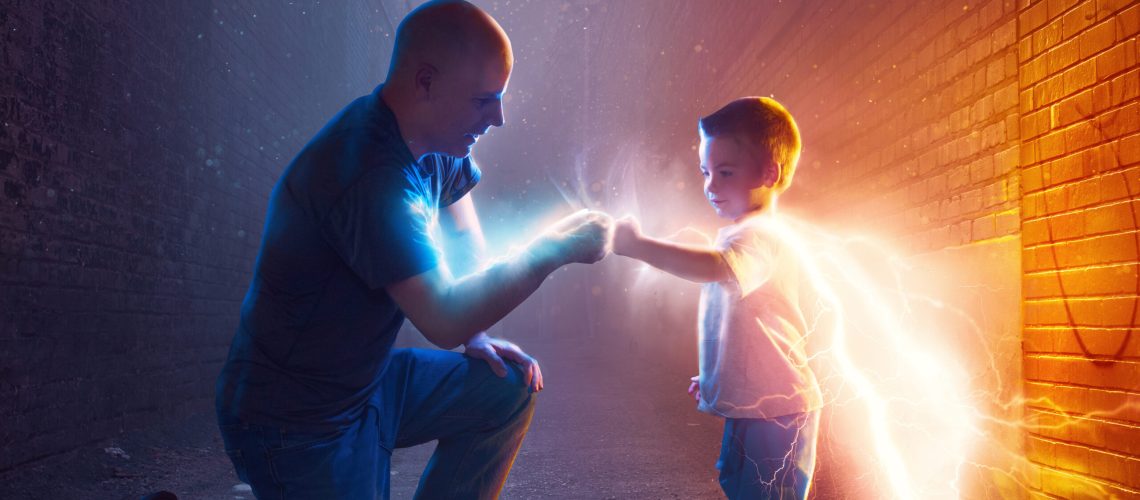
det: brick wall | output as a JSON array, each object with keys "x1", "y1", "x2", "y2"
[
  {"x1": 624, "y1": 1, "x2": 1019, "y2": 495},
  {"x1": 664, "y1": 0, "x2": 1137, "y2": 495},
  {"x1": 0, "y1": 1, "x2": 393, "y2": 471},
  {"x1": 725, "y1": 0, "x2": 1140, "y2": 495},
  {"x1": 790, "y1": 1, "x2": 1022, "y2": 250},
  {"x1": 472, "y1": 0, "x2": 1138, "y2": 495},
  {"x1": 764, "y1": 1, "x2": 1027, "y2": 496},
  {"x1": 1018, "y1": 0, "x2": 1140, "y2": 496},
  {"x1": 736, "y1": 0, "x2": 1140, "y2": 495}
]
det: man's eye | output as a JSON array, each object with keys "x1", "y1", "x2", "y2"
[{"x1": 700, "y1": 171, "x2": 709, "y2": 177}]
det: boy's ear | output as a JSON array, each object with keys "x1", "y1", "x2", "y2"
[{"x1": 767, "y1": 161, "x2": 783, "y2": 188}]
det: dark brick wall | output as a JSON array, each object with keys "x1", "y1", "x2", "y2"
[{"x1": 0, "y1": 0, "x2": 397, "y2": 471}]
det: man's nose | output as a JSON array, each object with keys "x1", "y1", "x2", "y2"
[{"x1": 489, "y1": 100, "x2": 505, "y2": 128}]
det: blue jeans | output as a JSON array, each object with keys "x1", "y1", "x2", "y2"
[
  {"x1": 217, "y1": 348, "x2": 536, "y2": 499},
  {"x1": 718, "y1": 411, "x2": 820, "y2": 500}
]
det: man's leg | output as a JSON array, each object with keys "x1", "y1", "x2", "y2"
[
  {"x1": 379, "y1": 348, "x2": 536, "y2": 500},
  {"x1": 217, "y1": 410, "x2": 385, "y2": 500},
  {"x1": 717, "y1": 411, "x2": 820, "y2": 500}
]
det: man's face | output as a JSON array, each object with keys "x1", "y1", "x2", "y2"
[
  {"x1": 424, "y1": 51, "x2": 512, "y2": 157},
  {"x1": 699, "y1": 134, "x2": 779, "y2": 220}
]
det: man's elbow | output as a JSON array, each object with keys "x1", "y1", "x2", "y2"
[
  {"x1": 418, "y1": 322, "x2": 476, "y2": 350},
  {"x1": 427, "y1": 335, "x2": 464, "y2": 350}
]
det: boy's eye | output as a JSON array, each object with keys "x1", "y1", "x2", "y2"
[{"x1": 719, "y1": 170, "x2": 733, "y2": 177}]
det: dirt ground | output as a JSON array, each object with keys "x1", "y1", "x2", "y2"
[{"x1": 0, "y1": 333, "x2": 725, "y2": 499}]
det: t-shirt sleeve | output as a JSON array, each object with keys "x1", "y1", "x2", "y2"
[
  {"x1": 424, "y1": 154, "x2": 482, "y2": 207},
  {"x1": 717, "y1": 224, "x2": 777, "y2": 297},
  {"x1": 320, "y1": 167, "x2": 440, "y2": 289}
]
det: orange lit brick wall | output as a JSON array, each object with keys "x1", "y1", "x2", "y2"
[
  {"x1": 690, "y1": 0, "x2": 1136, "y2": 496},
  {"x1": 596, "y1": 0, "x2": 1140, "y2": 495},
  {"x1": 662, "y1": 0, "x2": 1026, "y2": 495},
  {"x1": 783, "y1": 0, "x2": 1022, "y2": 248},
  {"x1": 773, "y1": 1, "x2": 1027, "y2": 496},
  {"x1": 1018, "y1": 0, "x2": 1140, "y2": 496}
]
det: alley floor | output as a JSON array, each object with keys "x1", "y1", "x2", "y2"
[{"x1": 0, "y1": 330, "x2": 724, "y2": 499}]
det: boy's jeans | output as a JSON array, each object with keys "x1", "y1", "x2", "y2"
[
  {"x1": 718, "y1": 410, "x2": 820, "y2": 500},
  {"x1": 217, "y1": 348, "x2": 536, "y2": 500}
]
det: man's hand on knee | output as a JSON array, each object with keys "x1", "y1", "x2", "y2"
[{"x1": 463, "y1": 332, "x2": 543, "y2": 393}]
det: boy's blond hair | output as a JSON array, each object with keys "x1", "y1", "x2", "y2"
[{"x1": 698, "y1": 97, "x2": 801, "y2": 192}]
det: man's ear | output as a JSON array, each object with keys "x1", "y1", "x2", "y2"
[{"x1": 413, "y1": 63, "x2": 438, "y2": 100}]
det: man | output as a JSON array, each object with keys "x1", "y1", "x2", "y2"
[{"x1": 214, "y1": 1, "x2": 610, "y2": 498}]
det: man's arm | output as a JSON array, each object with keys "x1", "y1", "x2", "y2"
[
  {"x1": 611, "y1": 216, "x2": 730, "y2": 284},
  {"x1": 438, "y1": 193, "x2": 544, "y2": 392},
  {"x1": 387, "y1": 210, "x2": 609, "y2": 349},
  {"x1": 439, "y1": 193, "x2": 487, "y2": 274}
]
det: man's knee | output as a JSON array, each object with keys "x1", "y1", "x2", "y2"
[{"x1": 476, "y1": 361, "x2": 536, "y2": 427}]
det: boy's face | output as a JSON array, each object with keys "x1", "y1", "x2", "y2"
[{"x1": 699, "y1": 134, "x2": 780, "y2": 221}]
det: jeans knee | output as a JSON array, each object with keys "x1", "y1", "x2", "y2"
[{"x1": 485, "y1": 363, "x2": 536, "y2": 426}]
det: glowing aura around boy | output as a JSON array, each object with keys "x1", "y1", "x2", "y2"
[
  {"x1": 424, "y1": 160, "x2": 1015, "y2": 497},
  {"x1": 553, "y1": 150, "x2": 999, "y2": 498}
]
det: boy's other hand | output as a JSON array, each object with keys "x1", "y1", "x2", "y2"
[
  {"x1": 687, "y1": 375, "x2": 701, "y2": 403},
  {"x1": 547, "y1": 210, "x2": 611, "y2": 265},
  {"x1": 612, "y1": 216, "x2": 642, "y2": 257}
]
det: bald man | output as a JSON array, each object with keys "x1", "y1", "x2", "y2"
[{"x1": 214, "y1": 2, "x2": 609, "y2": 498}]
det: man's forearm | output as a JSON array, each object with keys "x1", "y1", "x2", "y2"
[
  {"x1": 625, "y1": 235, "x2": 729, "y2": 284},
  {"x1": 389, "y1": 210, "x2": 608, "y2": 349},
  {"x1": 442, "y1": 194, "x2": 487, "y2": 277},
  {"x1": 430, "y1": 239, "x2": 563, "y2": 348},
  {"x1": 447, "y1": 229, "x2": 487, "y2": 277}
]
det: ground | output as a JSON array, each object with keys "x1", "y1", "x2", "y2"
[{"x1": 0, "y1": 332, "x2": 725, "y2": 499}]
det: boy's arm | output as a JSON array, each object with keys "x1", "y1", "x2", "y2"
[{"x1": 612, "y1": 216, "x2": 730, "y2": 284}]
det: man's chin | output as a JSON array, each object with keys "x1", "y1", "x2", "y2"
[
  {"x1": 435, "y1": 146, "x2": 472, "y2": 158},
  {"x1": 450, "y1": 141, "x2": 475, "y2": 158}
]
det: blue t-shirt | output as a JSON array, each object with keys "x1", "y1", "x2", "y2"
[{"x1": 215, "y1": 86, "x2": 480, "y2": 430}]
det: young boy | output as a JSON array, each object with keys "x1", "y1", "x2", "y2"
[{"x1": 612, "y1": 97, "x2": 823, "y2": 499}]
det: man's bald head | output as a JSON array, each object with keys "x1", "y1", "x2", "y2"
[
  {"x1": 380, "y1": 1, "x2": 513, "y2": 159},
  {"x1": 387, "y1": 0, "x2": 512, "y2": 79}
]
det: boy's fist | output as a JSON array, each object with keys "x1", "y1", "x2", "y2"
[{"x1": 611, "y1": 216, "x2": 642, "y2": 257}]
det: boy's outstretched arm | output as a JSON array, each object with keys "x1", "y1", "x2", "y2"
[{"x1": 611, "y1": 216, "x2": 730, "y2": 283}]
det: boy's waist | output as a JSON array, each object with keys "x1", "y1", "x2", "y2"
[{"x1": 697, "y1": 369, "x2": 823, "y2": 419}]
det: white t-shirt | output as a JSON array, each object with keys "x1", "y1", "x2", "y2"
[{"x1": 697, "y1": 214, "x2": 823, "y2": 419}]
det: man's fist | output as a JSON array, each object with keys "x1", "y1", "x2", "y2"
[{"x1": 546, "y1": 210, "x2": 612, "y2": 265}]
